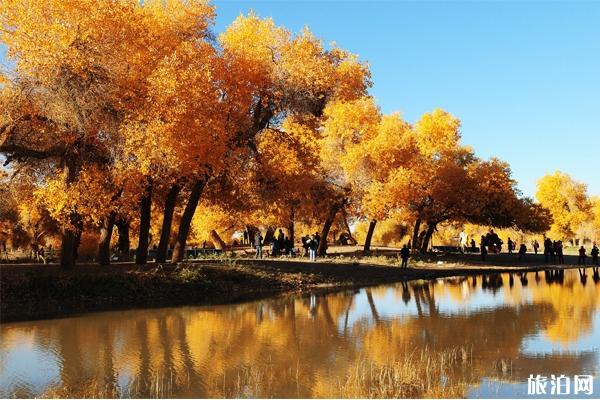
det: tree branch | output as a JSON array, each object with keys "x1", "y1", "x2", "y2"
[{"x1": 0, "y1": 143, "x2": 65, "y2": 165}]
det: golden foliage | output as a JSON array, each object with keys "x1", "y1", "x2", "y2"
[
  {"x1": 0, "y1": 0, "x2": 579, "y2": 260},
  {"x1": 536, "y1": 171, "x2": 592, "y2": 240}
]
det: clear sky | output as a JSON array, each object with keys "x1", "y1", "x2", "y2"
[{"x1": 1, "y1": 1, "x2": 599, "y2": 197}]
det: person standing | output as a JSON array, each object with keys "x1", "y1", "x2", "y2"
[
  {"x1": 489, "y1": 230, "x2": 500, "y2": 253},
  {"x1": 552, "y1": 241, "x2": 559, "y2": 263},
  {"x1": 459, "y1": 230, "x2": 468, "y2": 254},
  {"x1": 518, "y1": 243, "x2": 527, "y2": 261},
  {"x1": 400, "y1": 244, "x2": 410, "y2": 268},
  {"x1": 480, "y1": 235, "x2": 487, "y2": 261},
  {"x1": 591, "y1": 244, "x2": 599, "y2": 266},
  {"x1": 284, "y1": 237, "x2": 293, "y2": 256},
  {"x1": 557, "y1": 241, "x2": 564, "y2": 264},
  {"x1": 277, "y1": 229, "x2": 285, "y2": 250},
  {"x1": 543, "y1": 238, "x2": 552, "y2": 263},
  {"x1": 532, "y1": 239, "x2": 539, "y2": 255},
  {"x1": 254, "y1": 232, "x2": 263, "y2": 259},
  {"x1": 38, "y1": 246, "x2": 46, "y2": 264},
  {"x1": 578, "y1": 246, "x2": 587, "y2": 266},
  {"x1": 243, "y1": 230, "x2": 248, "y2": 245},
  {"x1": 507, "y1": 238, "x2": 514, "y2": 254},
  {"x1": 271, "y1": 238, "x2": 279, "y2": 257},
  {"x1": 308, "y1": 235, "x2": 318, "y2": 262},
  {"x1": 301, "y1": 235, "x2": 309, "y2": 256}
]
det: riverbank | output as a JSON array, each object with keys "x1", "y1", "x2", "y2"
[{"x1": 1, "y1": 256, "x2": 594, "y2": 322}]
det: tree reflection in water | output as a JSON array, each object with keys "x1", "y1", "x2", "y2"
[{"x1": 0, "y1": 268, "x2": 598, "y2": 398}]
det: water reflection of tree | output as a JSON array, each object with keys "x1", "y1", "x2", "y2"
[
  {"x1": 99, "y1": 322, "x2": 117, "y2": 394},
  {"x1": 365, "y1": 289, "x2": 380, "y2": 323},
  {"x1": 528, "y1": 270, "x2": 600, "y2": 344},
  {"x1": 371, "y1": 273, "x2": 597, "y2": 380},
  {"x1": 1, "y1": 269, "x2": 598, "y2": 398},
  {"x1": 56, "y1": 317, "x2": 86, "y2": 390}
]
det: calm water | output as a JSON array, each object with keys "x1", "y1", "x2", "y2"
[{"x1": 1, "y1": 268, "x2": 599, "y2": 398}]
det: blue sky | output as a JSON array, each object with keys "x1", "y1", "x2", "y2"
[{"x1": 2, "y1": 1, "x2": 598, "y2": 197}]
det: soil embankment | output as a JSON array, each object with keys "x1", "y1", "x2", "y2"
[{"x1": 0, "y1": 256, "x2": 590, "y2": 322}]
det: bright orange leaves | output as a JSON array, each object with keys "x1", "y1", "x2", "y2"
[{"x1": 0, "y1": 1, "x2": 557, "y2": 266}]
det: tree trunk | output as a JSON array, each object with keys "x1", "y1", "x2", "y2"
[
  {"x1": 209, "y1": 230, "x2": 225, "y2": 250},
  {"x1": 60, "y1": 230, "x2": 77, "y2": 270},
  {"x1": 318, "y1": 202, "x2": 342, "y2": 256},
  {"x1": 59, "y1": 158, "x2": 80, "y2": 270},
  {"x1": 363, "y1": 219, "x2": 377, "y2": 255},
  {"x1": 98, "y1": 212, "x2": 116, "y2": 265},
  {"x1": 135, "y1": 184, "x2": 153, "y2": 265},
  {"x1": 287, "y1": 207, "x2": 295, "y2": 245},
  {"x1": 156, "y1": 185, "x2": 180, "y2": 263},
  {"x1": 420, "y1": 222, "x2": 436, "y2": 254},
  {"x1": 342, "y1": 209, "x2": 357, "y2": 245},
  {"x1": 411, "y1": 218, "x2": 421, "y2": 250},
  {"x1": 287, "y1": 220, "x2": 295, "y2": 246},
  {"x1": 116, "y1": 220, "x2": 130, "y2": 260},
  {"x1": 74, "y1": 225, "x2": 83, "y2": 261},
  {"x1": 172, "y1": 180, "x2": 205, "y2": 263}
]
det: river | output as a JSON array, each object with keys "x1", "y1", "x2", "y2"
[{"x1": 1, "y1": 268, "x2": 599, "y2": 398}]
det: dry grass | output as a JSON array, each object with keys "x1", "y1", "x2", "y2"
[
  {"x1": 38, "y1": 347, "x2": 473, "y2": 399},
  {"x1": 41, "y1": 370, "x2": 182, "y2": 399},
  {"x1": 218, "y1": 346, "x2": 473, "y2": 399},
  {"x1": 328, "y1": 346, "x2": 473, "y2": 399},
  {"x1": 229, "y1": 363, "x2": 280, "y2": 398}
]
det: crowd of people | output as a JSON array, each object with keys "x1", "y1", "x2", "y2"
[
  {"x1": 248, "y1": 226, "x2": 600, "y2": 269},
  {"x1": 578, "y1": 243, "x2": 599, "y2": 266},
  {"x1": 252, "y1": 229, "x2": 322, "y2": 261},
  {"x1": 541, "y1": 238, "x2": 599, "y2": 266},
  {"x1": 473, "y1": 229, "x2": 599, "y2": 265},
  {"x1": 542, "y1": 237, "x2": 565, "y2": 264},
  {"x1": 457, "y1": 228, "x2": 598, "y2": 266}
]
